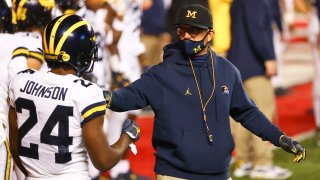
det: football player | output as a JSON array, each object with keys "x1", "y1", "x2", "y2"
[
  {"x1": 0, "y1": 1, "x2": 15, "y2": 179},
  {"x1": 8, "y1": 0, "x2": 56, "y2": 78},
  {"x1": 8, "y1": 14, "x2": 140, "y2": 179},
  {"x1": 53, "y1": 0, "x2": 121, "y2": 177},
  {"x1": 3, "y1": 1, "x2": 56, "y2": 179}
]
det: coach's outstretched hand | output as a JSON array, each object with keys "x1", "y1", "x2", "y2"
[
  {"x1": 279, "y1": 135, "x2": 306, "y2": 163},
  {"x1": 122, "y1": 119, "x2": 140, "y2": 142},
  {"x1": 103, "y1": 90, "x2": 112, "y2": 108}
]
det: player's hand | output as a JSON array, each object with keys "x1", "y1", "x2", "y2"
[
  {"x1": 121, "y1": 119, "x2": 140, "y2": 142},
  {"x1": 103, "y1": 90, "x2": 112, "y2": 108},
  {"x1": 279, "y1": 135, "x2": 306, "y2": 163}
]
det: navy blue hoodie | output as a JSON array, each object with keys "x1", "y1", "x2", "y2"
[{"x1": 110, "y1": 43, "x2": 283, "y2": 179}]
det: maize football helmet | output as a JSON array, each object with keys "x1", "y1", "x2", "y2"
[
  {"x1": 0, "y1": 0, "x2": 14, "y2": 33},
  {"x1": 12, "y1": 0, "x2": 55, "y2": 30},
  {"x1": 55, "y1": 0, "x2": 84, "y2": 14},
  {"x1": 43, "y1": 14, "x2": 98, "y2": 76}
]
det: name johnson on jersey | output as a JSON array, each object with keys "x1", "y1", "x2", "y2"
[{"x1": 20, "y1": 80, "x2": 68, "y2": 101}]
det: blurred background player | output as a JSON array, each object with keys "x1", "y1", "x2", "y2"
[
  {"x1": 0, "y1": 0, "x2": 15, "y2": 179},
  {"x1": 8, "y1": 14, "x2": 140, "y2": 179},
  {"x1": 140, "y1": 0, "x2": 171, "y2": 70},
  {"x1": 308, "y1": 0, "x2": 320, "y2": 147},
  {"x1": 109, "y1": 0, "x2": 145, "y2": 86},
  {"x1": 8, "y1": 0, "x2": 56, "y2": 78},
  {"x1": 1, "y1": 0, "x2": 55, "y2": 179},
  {"x1": 271, "y1": 0, "x2": 289, "y2": 96},
  {"x1": 227, "y1": 0, "x2": 293, "y2": 179},
  {"x1": 101, "y1": 0, "x2": 145, "y2": 179},
  {"x1": 106, "y1": 0, "x2": 149, "y2": 179}
]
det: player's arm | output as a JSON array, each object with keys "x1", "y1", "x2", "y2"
[
  {"x1": 103, "y1": 0, "x2": 122, "y2": 55},
  {"x1": 82, "y1": 115, "x2": 139, "y2": 171},
  {"x1": 9, "y1": 50, "x2": 43, "y2": 79},
  {"x1": 8, "y1": 106, "x2": 28, "y2": 176},
  {"x1": 26, "y1": 57, "x2": 42, "y2": 70}
]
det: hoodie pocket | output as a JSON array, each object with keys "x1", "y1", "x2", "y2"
[{"x1": 173, "y1": 130, "x2": 234, "y2": 173}]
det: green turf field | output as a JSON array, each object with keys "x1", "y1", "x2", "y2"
[{"x1": 230, "y1": 136, "x2": 320, "y2": 180}]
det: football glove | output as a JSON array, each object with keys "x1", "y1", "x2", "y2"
[
  {"x1": 103, "y1": 90, "x2": 112, "y2": 108},
  {"x1": 279, "y1": 135, "x2": 306, "y2": 163},
  {"x1": 121, "y1": 119, "x2": 140, "y2": 142}
]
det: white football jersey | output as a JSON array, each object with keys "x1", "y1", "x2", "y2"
[
  {"x1": 117, "y1": 0, "x2": 145, "y2": 82},
  {"x1": 82, "y1": 8, "x2": 111, "y2": 88},
  {"x1": 8, "y1": 70, "x2": 106, "y2": 179},
  {"x1": 1, "y1": 32, "x2": 44, "y2": 143},
  {"x1": 118, "y1": 0, "x2": 145, "y2": 56},
  {"x1": 0, "y1": 33, "x2": 17, "y2": 143}
]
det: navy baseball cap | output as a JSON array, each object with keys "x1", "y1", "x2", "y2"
[{"x1": 175, "y1": 4, "x2": 213, "y2": 29}]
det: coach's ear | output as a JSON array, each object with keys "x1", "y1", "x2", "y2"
[
  {"x1": 207, "y1": 29, "x2": 215, "y2": 43},
  {"x1": 103, "y1": 90, "x2": 112, "y2": 108}
]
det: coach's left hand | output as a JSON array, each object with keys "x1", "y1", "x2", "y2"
[{"x1": 279, "y1": 135, "x2": 306, "y2": 163}]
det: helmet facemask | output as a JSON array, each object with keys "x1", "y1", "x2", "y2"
[{"x1": 75, "y1": 43, "x2": 98, "y2": 77}]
